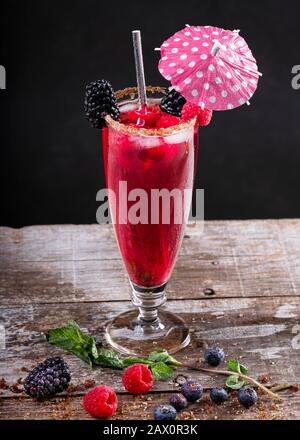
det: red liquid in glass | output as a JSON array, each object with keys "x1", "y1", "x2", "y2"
[{"x1": 102, "y1": 106, "x2": 195, "y2": 287}]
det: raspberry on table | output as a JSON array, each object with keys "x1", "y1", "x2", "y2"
[
  {"x1": 204, "y1": 347, "x2": 225, "y2": 366},
  {"x1": 83, "y1": 385, "x2": 118, "y2": 418},
  {"x1": 154, "y1": 404, "x2": 177, "y2": 420},
  {"x1": 238, "y1": 387, "x2": 258, "y2": 408},
  {"x1": 181, "y1": 379, "x2": 203, "y2": 402},
  {"x1": 169, "y1": 393, "x2": 188, "y2": 411},
  {"x1": 24, "y1": 357, "x2": 71, "y2": 399},
  {"x1": 210, "y1": 387, "x2": 229, "y2": 404},
  {"x1": 122, "y1": 364, "x2": 153, "y2": 395}
]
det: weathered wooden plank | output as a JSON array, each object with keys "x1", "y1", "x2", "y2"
[
  {"x1": 0, "y1": 225, "x2": 119, "y2": 263},
  {"x1": 1, "y1": 221, "x2": 300, "y2": 420},
  {"x1": 1, "y1": 221, "x2": 299, "y2": 303},
  {"x1": 0, "y1": 256, "x2": 243, "y2": 303},
  {"x1": 0, "y1": 297, "x2": 299, "y2": 397},
  {"x1": 277, "y1": 220, "x2": 300, "y2": 295},
  {"x1": 1, "y1": 221, "x2": 299, "y2": 262},
  {"x1": 1, "y1": 390, "x2": 299, "y2": 420},
  {"x1": 0, "y1": 254, "x2": 295, "y2": 304}
]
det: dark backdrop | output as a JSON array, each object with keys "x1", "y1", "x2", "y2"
[{"x1": 1, "y1": 0, "x2": 300, "y2": 227}]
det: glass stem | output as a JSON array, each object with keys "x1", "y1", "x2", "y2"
[{"x1": 131, "y1": 282, "x2": 167, "y2": 323}]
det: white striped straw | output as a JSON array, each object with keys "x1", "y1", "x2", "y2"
[{"x1": 132, "y1": 30, "x2": 147, "y2": 108}]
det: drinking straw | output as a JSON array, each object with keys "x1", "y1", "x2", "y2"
[{"x1": 132, "y1": 30, "x2": 147, "y2": 108}]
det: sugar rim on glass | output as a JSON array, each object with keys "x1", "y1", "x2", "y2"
[{"x1": 105, "y1": 86, "x2": 196, "y2": 137}]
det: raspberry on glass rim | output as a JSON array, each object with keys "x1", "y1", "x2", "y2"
[
  {"x1": 127, "y1": 106, "x2": 160, "y2": 127},
  {"x1": 156, "y1": 114, "x2": 181, "y2": 128},
  {"x1": 182, "y1": 102, "x2": 213, "y2": 126}
]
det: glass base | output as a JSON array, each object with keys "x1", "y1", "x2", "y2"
[{"x1": 105, "y1": 309, "x2": 190, "y2": 356}]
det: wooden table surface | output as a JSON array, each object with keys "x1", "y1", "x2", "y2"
[{"x1": 0, "y1": 220, "x2": 299, "y2": 420}]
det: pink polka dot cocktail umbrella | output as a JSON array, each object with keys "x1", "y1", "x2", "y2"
[{"x1": 158, "y1": 25, "x2": 261, "y2": 111}]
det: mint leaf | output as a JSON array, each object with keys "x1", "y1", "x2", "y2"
[
  {"x1": 46, "y1": 320, "x2": 97, "y2": 367},
  {"x1": 122, "y1": 358, "x2": 151, "y2": 367},
  {"x1": 227, "y1": 359, "x2": 240, "y2": 373},
  {"x1": 147, "y1": 350, "x2": 181, "y2": 367},
  {"x1": 150, "y1": 362, "x2": 174, "y2": 381},
  {"x1": 46, "y1": 322, "x2": 176, "y2": 379},
  {"x1": 147, "y1": 350, "x2": 169, "y2": 363},
  {"x1": 239, "y1": 364, "x2": 249, "y2": 375},
  {"x1": 94, "y1": 348, "x2": 123, "y2": 369},
  {"x1": 225, "y1": 375, "x2": 246, "y2": 390},
  {"x1": 227, "y1": 359, "x2": 249, "y2": 375}
]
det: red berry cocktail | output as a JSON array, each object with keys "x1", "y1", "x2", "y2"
[
  {"x1": 102, "y1": 87, "x2": 196, "y2": 354},
  {"x1": 85, "y1": 22, "x2": 258, "y2": 356}
]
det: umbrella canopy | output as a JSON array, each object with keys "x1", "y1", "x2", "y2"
[{"x1": 158, "y1": 25, "x2": 260, "y2": 111}]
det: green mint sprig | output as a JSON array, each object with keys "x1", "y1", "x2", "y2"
[
  {"x1": 46, "y1": 321, "x2": 178, "y2": 380},
  {"x1": 225, "y1": 359, "x2": 249, "y2": 390},
  {"x1": 46, "y1": 320, "x2": 99, "y2": 367}
]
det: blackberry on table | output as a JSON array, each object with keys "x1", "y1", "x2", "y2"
[
  {"x1": 84, "y1": 79, "x2": 120, "y2": 129},
  {"x1": 24, "y1": 357, "x2": 71, "y2": 399},
  {"x1": 160, "y1": 89, "x2": 186, "y2": 117}
]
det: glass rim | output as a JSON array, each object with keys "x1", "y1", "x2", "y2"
[{"x1": 105, "y1": 85, "x2": 197, "y2": 137}]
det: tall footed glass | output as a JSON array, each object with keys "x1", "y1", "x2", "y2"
[{"x1": 102, "y1": 87, "x2": 196, "y2": 355}]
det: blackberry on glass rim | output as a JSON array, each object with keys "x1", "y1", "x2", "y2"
[
  {"x1": 159, "y1": 89, "x2": 186, "y2": 116},
  {"x1": 84, "y1": 79, "x2": 120, "y2": 129}
]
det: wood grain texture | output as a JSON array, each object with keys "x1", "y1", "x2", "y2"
[
  {"x1": 0, "y1": 221, "x2": 299, "y2": 304},
  {"x1": 0, "y1": 221, "x2": 299, "y2": 419},
  {"x1": 1, "y1": 391, "x2": 299, "y2": 420},
  {"x1": 0, "y1": 298, "x2": 299, "y2": 395}
]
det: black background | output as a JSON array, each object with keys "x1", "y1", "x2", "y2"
[{"x1": 1, "y1": 0, "x2": 300, "y2": 227}]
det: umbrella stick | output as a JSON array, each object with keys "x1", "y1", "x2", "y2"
[
  {"x1": 132, "y1": 30, "x2": 147, "y2": 109},
  {"x1": 211, "y1": 40, "x2": 223, "y2": 56}
]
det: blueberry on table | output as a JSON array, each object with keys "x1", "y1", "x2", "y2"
[
  {"x1": 210, "y1": 387, "x2": 229, "y2": 404},
  {"x1": 154, "y1": 404, "x2": 177, "y2": 420},
  {"x1": 204, "y1": 347, "x2": 225, "y2": 366},
  {"x1": 181, "y1": 379, "x2": 203, "y2": 402},
  {"x1": 238, "y1": 387, "x2": 258, "y2": 408},
  {"x1": 169, "y1": 393, "x2": 188, "y2": 411}
]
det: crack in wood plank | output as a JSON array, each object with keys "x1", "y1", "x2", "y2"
[{"x1": 195, "y1": 324, "x2": 287, "y2": 340}]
